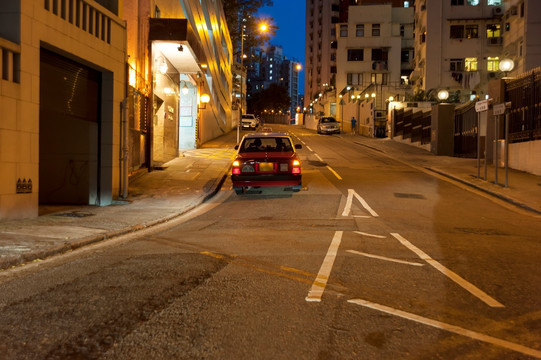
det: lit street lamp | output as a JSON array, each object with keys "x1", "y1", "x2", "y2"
[{"x1": 237, "y1": 22, "x2": 269, "y2": 144}]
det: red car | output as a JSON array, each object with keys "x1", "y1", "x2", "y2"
[{"x1": 231, "y1": 133, "x2": 302, "y2": 194}]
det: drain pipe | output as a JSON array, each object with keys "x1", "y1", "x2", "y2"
[{"x1": 121, "y1": 98, "x2": 129, "y2": 199}]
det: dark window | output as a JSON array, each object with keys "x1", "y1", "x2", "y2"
[
  {"x1": 451, "y1": 0, "x2": 464, "y2": 5},
  {"x1": 372, "y1": 49, "x2": 386, "y2": 61},
  {"x1": 450, "y1": 25, "x2": 464, "y2": 38},
  {"x1": 450, "y1": 58, "x2": 464, "y2": 71},
  {"x1": 340, "y1": 24, "x2": 348, "y2": 37},
  {"x1": 372, "y1": 24, "x2": 380, "y2": 36},
  {"x1": 347, "y1": 49, "x2": 364, "y2": 61},
  {"x1": 356, "y1": 24, "x2": 364, "y2": 37},
  {"x1": 401, "y1": 50, "x2": 410, "y2": 63}
]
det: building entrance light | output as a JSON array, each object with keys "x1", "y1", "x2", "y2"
[{"x1": 437, "y1": 89, "x2": 449, "y2": 101}]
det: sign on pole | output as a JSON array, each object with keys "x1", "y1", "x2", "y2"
[
  {"x1": 493, "y1": 103, "x2": 506, "y2": 116},
  {"x1": 475, "y1": 99, "x2": 489, "y2": 112}
]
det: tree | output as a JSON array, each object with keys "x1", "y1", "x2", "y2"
[
  {"x1": 222, "y1": 0, "x2": 276, "y2": 64},
  {"x1": 248, "y1": 83, "x2": 291, "y2": 114}
]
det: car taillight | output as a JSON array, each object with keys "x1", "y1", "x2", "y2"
[
  {"x1": 232, "y1": 160, "x2": 241, "y2": 175},
  {"x1": 292, "y1": 159, "x2": 301, "y2": 174}
]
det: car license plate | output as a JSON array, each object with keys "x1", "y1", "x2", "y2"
[{"x1": 259, "y1": 162, "x2": 274, "y2": 172}]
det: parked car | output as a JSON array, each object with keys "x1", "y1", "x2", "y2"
[
  {"x1": 241, "y1": 114, "x2": 259, "y2": 130},
  {"x1": 231, "y1": 132, "x2": 302, "y2": 194},
  {"x1": 317, "y1": 117, "x2": 340, "y2": 134}
]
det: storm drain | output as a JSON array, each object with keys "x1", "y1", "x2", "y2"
[
  {"x1": 53, "y1": 211, "x2": 95, "y2": 218},
  {"x1": 394, "y1": 193, "x2": 426, "y2": 200}
]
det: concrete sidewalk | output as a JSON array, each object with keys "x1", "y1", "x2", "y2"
[{"x1": 1, "y1": 127, "x2": 539, "y2": 271}]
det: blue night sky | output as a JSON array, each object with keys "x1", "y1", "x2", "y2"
[{"x1": 257, "y1": 1, "x2": 306, "y2": 95}]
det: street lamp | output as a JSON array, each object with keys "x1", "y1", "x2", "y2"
[
  {"x1": 499, "y1": 58, "x2": 514, "y2": 78},
  {"x1": 237, "y1": 22, "x2": 269, "y2": 144}
]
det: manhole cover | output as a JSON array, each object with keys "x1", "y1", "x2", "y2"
[
  {"x1": 394, "y1": 193, "x2": 426, "y2": 200},
  {"x1": 54, "y1": 211, "x2": 95, "y2": 218}
]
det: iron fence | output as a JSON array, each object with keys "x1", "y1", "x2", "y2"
[
  {"x1": 454, "y1": 101, "x2": 477, "y2": 158},
  {"x1": 505, "y1": 67, "x2": 541, "y2": 143}
]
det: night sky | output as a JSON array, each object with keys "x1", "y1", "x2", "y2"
[{"x1": 257, "y1": 0, "x2": 306, "y2": 95}]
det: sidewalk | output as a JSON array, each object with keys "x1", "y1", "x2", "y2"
[{"x1": 1, "y1": 128, "x2": 539, "y2": 271}]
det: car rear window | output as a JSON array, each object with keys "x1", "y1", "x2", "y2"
[
  {"x1": 240, "y1": 137, "x2": 293, "y2": 153},
  {"x1": 321, "y1": 118, "x2": 337, "y2": 123}
]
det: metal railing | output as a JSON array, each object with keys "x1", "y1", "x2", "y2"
[{"x1": 505, "y1": 67, "x2": 541, "y2": 143}]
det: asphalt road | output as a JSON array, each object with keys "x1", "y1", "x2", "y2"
[{"x1": 0, "y1": 125, "x2": 540, "y2": 359}]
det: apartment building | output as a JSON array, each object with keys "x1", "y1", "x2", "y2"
[
  {"x1": 500, "y1": 0, "x2": 541, "y2": 76},
  {"x1": 335, "y1": 4, "x2": 414, "y2": 135},
  {"x1": 411, "y1": 0, "x2": 505, "y2": 101}
]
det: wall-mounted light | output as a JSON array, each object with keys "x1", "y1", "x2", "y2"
[
  {"x1": 180, "y1": 81, "x2": 190, "y2": 95},
  {"x1": 155, "y1": 56, "x2": 168, "y2": 74},
  {"x1": 371, "y1": 93, "x2": 376, "y2": 98},
  {"x1": 198, "y1": 93, "x2": 210, "y2": 110}
]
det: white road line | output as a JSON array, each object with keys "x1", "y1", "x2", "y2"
[
  {"x1": 315, "y1": 153, "x2": 324, "y2": 162},
  {"x1": 390, "y1": 233, "x2": 504, "y2": 308},
  {"x1": 354, "y1": 215, "x2": 372, "y2": 219},
  {"x1": 342, "y1": 189, "x2": 379, "y2": 217},
  {"x1": 353, "y1": 231, "x2": 386, "y2": 238},
  {"x1": 326, "y1": 166, "x2": 343, "y2": 180},
  {"x1": 347, "y1": 250, "x2": 424, "y2": 267},
  {"x1": 306, "y1": 231, "x2": 343, "y2": 302},
  {"x1": 348, "y1": 299, "x2": 541, "y2": 359},
  {"x1": 306, "y1": 145, "x2": 313, "y2": 152}
]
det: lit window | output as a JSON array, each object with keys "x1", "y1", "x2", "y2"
[
  {"x1": 487, "y1": 0, "x2": 502, "y2": 5},
  {"x1": 467, "y1": 0, "x2": 479, "y2": 5},
  {"x1": 486, "y1": 24, "x2": 501, "y2": 38},
  {"x1": 404, "y1": 1, "x2": 409, "y2": 7},
  {"x1": 465, "y1": 57, "x2": 478, "y2": 71},
  {"x1": 465, "y1": 25, "x2": 478, "y2": 38},
  {"x1": 487, "y1": 57, "x2": 499, "y2": 71}
]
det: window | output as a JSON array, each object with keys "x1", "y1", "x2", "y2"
[
  {"x1": 340, "y1": 24, "x2": 348, "y2": 37},
  {"x1": 371, "y1": 73, "x2": 388, "y2": 85},
  {"x1": 486, "y1": 24, "x2": 501, "y2": 38},
  {"x1": 487, "y1": 0, "x2": 502, "y2": 4},
  {"x1": 347, "y1": 49, "x2": 364, "y2": 61},
  {"x1": 450, "y1": 25, "x2": 464, "y2": 38},
  {"x1": 372, "y1": 24, "x2": 380, "y2": 36},
  {"x1": 404, "y1": 1, "x2": 410, "y2": 7},
  {"x1": 420, "y1": 31, "x2": 426, "y2": 43},
  {"x1": 487, "y1": 57, "x2": 499, "y2": 71},
  {"x1": 465, "y1": 25, "x2": 478, "y2": 38},
  {"x1": 467, "y1": 0, "x2": 479, "y2": 5},
  {"x1": 451, "y1": 0, "x2": 464, "y2": 5},
  {"x1": 347, "y1": 73, "x2": 362, "y2": 85},
  {"x1": 401, "y1": 50, "x2": 410, "y2": 63},
  {"x1": 450, "y1": 58, "x2": 464, "y2": 71},
  {"x1": 356, "y1": 24, "x2": 364, "y2": 37},
  {"x1": 400, "y1": 25, "x2": 405, "y2": 37},
  {"x1": 465, "y1": 57, "x2": 477, "y2": 71},
  {"x1": 371, "y1": 49, "x2": 387, "y2": 61}
]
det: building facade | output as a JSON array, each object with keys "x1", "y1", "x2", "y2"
[
  {"x1": 411, "y1": 0, "x2": 506, "y2": 101},
  {"x1": 0, "y1": 0, "x2": 126, "y2": 219},
  {"x1": 0, "y1": 0, "x2": 233, "y2": 220},
  {"x1": 334, "y1": 3, "x2": 414, "y2": 135}
]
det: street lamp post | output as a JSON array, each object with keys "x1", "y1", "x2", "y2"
[{"x1": 236, "y1": 24, "x2": 246, "y2": 144}]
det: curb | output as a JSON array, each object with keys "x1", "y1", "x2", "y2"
[
  {"x1": 0, "y1": 169, "x2": 231, "y2": 271},
  {"x1": 426, "y1": 167, "x2": 541, "y2": 216}
]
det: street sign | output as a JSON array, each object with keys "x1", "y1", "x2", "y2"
[
  {"x1": 493, "y1": 103, "x2": 506, "y2": 115},
  {"x1": 475, "y1": 100, "x2": 489, "y2": 112}
]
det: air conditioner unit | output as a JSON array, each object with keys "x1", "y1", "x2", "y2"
[{"x1": 493, "y1": 7, "x2": 504, "y2": 16}]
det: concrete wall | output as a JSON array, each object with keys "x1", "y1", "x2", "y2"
[{"x1": 0, "y1": 1, "x2": 126, "y2": 219}]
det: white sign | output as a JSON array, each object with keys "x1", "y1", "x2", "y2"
[
  {"x1": 475, "y1": 100, "x2": 489, "y2": 112},
  {"x1": 493, "y1": 103, "x2": 506, "y2": 115}
]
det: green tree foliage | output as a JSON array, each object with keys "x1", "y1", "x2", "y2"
[
  {"x1": 222, "y1": 0, "x2": 276, "y2": 64},
  {"x1": 248, "y1": 83, "x2": 291, "y2": 114}
]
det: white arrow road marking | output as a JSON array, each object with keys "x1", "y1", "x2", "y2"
[
  {"x1": 348, "y1": 299, "x2": 541, "y2": 359},
  {"x1": 342, "y1": 189, "x2": 379, "y2": 217},
  {"x1": 306, "y1": 231, "x2": 343, "y2": 302},
  {"x1": 353, "y1": 231, "x2": 386, "y2": 238},
  {"x1": 391, "y1": 233, "x2": 504, "y2": 308},
  {"x1": 346, "y1": 250, "x2": 424, "y2": 267}
]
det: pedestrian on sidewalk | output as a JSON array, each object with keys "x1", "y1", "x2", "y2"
[{"x1": 351, "y1": 117, "x2": 357, "y2": 135}]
